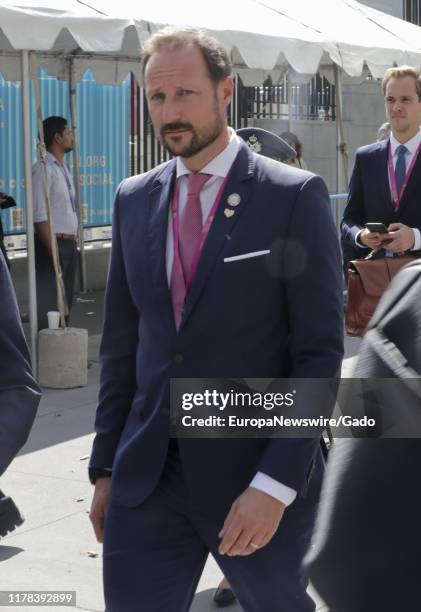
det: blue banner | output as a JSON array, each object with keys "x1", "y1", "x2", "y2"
[{"x1": 0, "y1": 70, "x2": 130, "y2": 234}]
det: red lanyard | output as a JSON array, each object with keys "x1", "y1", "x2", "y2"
[
  {"x1": 171, "y1": 174, "x2": 229, "y2": 292},
  {"x1": 388, "y1": 142, "x2": 420, "y2": 211}
]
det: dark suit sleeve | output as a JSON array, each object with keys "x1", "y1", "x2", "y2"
[
  {"x1": 257, "y1": 175, "x2": 344, "y2": 495},
  {"x1": 0, "y1": 251, "x2": 41, "y2": 476},
  {"x1": 340, "y1": 152, "x2": 370, "y2": 265},
  {"x1": 308, "y1": 438, "x2": 421, "y2": 610},
  {"x1": 89, "y1": 183, "x2": 140, "y2": 469}
]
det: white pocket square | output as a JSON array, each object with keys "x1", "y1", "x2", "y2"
[{"x1": 224, "y1": 250, "x2": 270, "y2": 263}]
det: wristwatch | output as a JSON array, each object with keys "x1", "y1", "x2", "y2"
[{"x1": 88, "y1": 467, "x2": 112, "y2": 485}]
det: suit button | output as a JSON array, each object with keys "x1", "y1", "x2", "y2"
[{"x1": 174, "y1": 353, "x2": 184, "y2": 364}]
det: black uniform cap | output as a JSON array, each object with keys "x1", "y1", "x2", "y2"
[{"x1": 236, "y1": 127, "x2": 296, "y2": 162}]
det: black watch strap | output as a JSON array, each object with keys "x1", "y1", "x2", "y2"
[{"x1": 89, "y1": 467, "x2": 112, "y2": 485}]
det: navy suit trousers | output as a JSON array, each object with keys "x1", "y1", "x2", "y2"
[{"x1": 103, "y1": 441, "x2": 322, "y2": 612}]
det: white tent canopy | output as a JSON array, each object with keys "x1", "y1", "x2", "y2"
[
  {"x1": 0, "y1": 1, "x2": 140, "y2": 83},
  {"x1": 259, "y1": 0, "x2": 421, "y2": 77},
  {"x1": 1, "y1": 0, "x2": 421, "y2": 84}
]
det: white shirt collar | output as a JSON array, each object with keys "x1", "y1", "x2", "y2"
[
  {"x1": 46, "y1": 151, "x2": 66, "y2": 167},
  {"x1": 176, "y1": 128, "x2": 241, "y2": 179},
  {"x1": 390, "y1": 129, "x2": 421, "y2": 156}
]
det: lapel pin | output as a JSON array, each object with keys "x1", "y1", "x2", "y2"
[
  {"x1": 227, "y1": 193, "x2": 241, "y2": 207},
  {"x1": 224, "y1": 208, "x2": 235, "y2": 218}
]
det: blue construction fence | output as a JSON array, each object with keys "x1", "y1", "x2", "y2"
[
  {"x1": 330, "y1": 193, "x2": 347, "y2": 234},
  {"x1": 0, "y1": 69, "x2": 130, "y2": 234}
]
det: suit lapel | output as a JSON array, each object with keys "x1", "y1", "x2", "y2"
[
  {"x1": 376, "y1": 140, "x2": 393, "y2": 213},
  {"x1": 147, "y1": 160, "x2": 176, "y2": 288},
  {"x1": 180, "y1": 142, "x2": 255, "y2": 330}
]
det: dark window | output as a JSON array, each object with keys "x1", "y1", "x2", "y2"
[{"x1": 404, "y1": 0, "x2": 421, "y2": 24}]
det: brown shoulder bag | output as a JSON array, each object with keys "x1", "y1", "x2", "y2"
[{"x1": 345, "y1": 255, "x2": 415, "y2": 337}]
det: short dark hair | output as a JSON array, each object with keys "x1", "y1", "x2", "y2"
[
  {"x1": 280, "y1": 131, "x2": 303, "y2": 160},
  {"x1": 42, "y1": 116, "x2": 68, "y2": 148},
  {"x1": 141, "y1": 27, "x2": 232, "y2": 84}
]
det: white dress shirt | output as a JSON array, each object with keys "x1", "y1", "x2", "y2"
[
  {"x1": 355, "y1": 129, "x2": 421, "y2": 249},
  {"x1": 166, "y1": 128, "x2": 297, "y2": 507},
  {"x1": 32, "y1": 152, "x2": 78, "y2": 235}
]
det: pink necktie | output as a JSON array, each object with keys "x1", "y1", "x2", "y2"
[{"x1": 171, "y1": 172, "x2": 210, "y2": 329}]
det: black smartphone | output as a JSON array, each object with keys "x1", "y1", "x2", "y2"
[{"x1": 365, "y1": 222, "x2": 389, "y2": 234}]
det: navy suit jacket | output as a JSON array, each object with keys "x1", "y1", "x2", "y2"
[
  {"x1": 341, "y1": 139, "x2": 421, "y2": 267},
  {"x1": 90, "y1": 141, "x2": 344, "y2": 515},
  {"x1": 0, "y1": 251, "x2": 40, "y2": 475}
]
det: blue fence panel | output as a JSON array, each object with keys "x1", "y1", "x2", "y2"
[
  {"x1": 0, "y1": 69, "x2": 130, "y2": 234},
  {"x1": 0, "y1": 79, "x2": 26, "y2": 232},
  {"x1": 76, "y1": 71, "x2": 130, "y2": 227},
  {"x1": 330, "y1": 193, "x2": 348, "y2": 235}
]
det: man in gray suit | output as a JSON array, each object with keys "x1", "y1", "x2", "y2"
[{"x1": 0, "y1": 250, "x2": 41, "y2": 536}]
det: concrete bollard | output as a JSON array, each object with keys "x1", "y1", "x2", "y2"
[{"x1": 38, "y1": 327, "x2": 88, "y2": 389}]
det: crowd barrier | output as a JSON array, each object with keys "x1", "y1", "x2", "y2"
[{"x1": 329, "y1": 193, "x2": 348, "y2": 235}]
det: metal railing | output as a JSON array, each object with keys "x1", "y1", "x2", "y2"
[
  {"x1": 243, "y1": 74, "x2": 336, "y2": 122},
  {"x1": 330, "y1": 193, "x2": 348, "y2": 235}
]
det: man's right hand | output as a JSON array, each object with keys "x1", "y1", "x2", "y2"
[
  {"x1": 89, "y1": 477, "x2": 111, "y2": 543},
  {"x1": 358, "y1": 228, "x2": 391, "y2": 250}
]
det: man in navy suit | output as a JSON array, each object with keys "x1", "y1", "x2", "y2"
[
  {"x1": 0, "y1": 250, "x2": 40, "y2": 535},
  {"x1": 89, "y1": 27, "x2": 343, "y2": 612},
  {"x1": 341, "y1": 66, "x2": 421, "y2": 269}
]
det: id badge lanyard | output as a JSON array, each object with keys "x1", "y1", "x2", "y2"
[{"x1": 388, "y1": 142, "x2": 420, "y2": 211}]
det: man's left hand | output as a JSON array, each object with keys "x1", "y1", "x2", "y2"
[
  {"x1": 386, "y1": 223, "x2": 415, "y2": 252},
  {"x1": 218, "y1": 487, "x2": 286, "y2": 556}
]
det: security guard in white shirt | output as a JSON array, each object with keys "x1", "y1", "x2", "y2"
[{"x1": 32, "y1": 116, "x2": 78, "y2": 330}]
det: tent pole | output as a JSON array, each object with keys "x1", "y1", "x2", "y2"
[
  {"x1": 140, "y1": 85, "x2": 146, "y2": 173},
  {"x1": 69, "y1": 58, "x2": 88, "y2": 292},
  {"x1": 234, "y1": 74, "x2": 238, "y2": 128},
  {"x1": 333, "y1": 64, "x2": 349, "y2": 193},
  {"x1": 21, "y1": 50, "x2": 38, "y2": 371}
]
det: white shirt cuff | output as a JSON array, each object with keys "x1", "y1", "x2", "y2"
[
  {"x1": 250, "y1": 472, "x2": 297, "y2": 507},
  {"x1": 355, "y1": 229, "x2": 366, "y2": 248},
  {"x1": 411, "y1": 228, "x2": 421, "y2": 251}
]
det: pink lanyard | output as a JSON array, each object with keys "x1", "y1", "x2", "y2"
[
  {"x1": 172, "y1": 174, "x2": 229, "y2": 292},
  {"x1": 388, "y1": 142, "x2": 420, "y2": 211}
]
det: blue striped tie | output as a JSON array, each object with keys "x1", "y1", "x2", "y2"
[{"x1": 395, "y1": 144, "x2": 407, "y2": 195}]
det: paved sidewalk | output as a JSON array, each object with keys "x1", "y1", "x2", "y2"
[{"x1": 2, "y1": 291, "x2": 359, "y2": 611}]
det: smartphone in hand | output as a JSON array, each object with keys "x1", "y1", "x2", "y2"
[{"x1": 365, "y1": 222, "x2": 389, "y2": 234}]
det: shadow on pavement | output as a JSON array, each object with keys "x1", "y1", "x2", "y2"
[
  {"x1": 69, "y1": 291, "x2": 105, "y2": 336},
  {"x1": 0, "y1": 545, "x2": 24, "y2": 562}
]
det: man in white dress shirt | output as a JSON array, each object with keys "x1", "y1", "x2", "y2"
[
  {"x1": 32, "y1": 116, "x2": 78, "y2": 329},
  {"x1": 341, "y1": 66, "x2": 421, "y2": 269},
  {"x1": 89, "y1": 27, "x2": 343, "y2": 612}
]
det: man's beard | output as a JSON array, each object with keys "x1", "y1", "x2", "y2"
[
  {"x1": 64, "y1": 146, "x2": 73, "y2": 153},
  {"x1": 160, "y1": 101, "x2": 224, "y2": 158}
]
